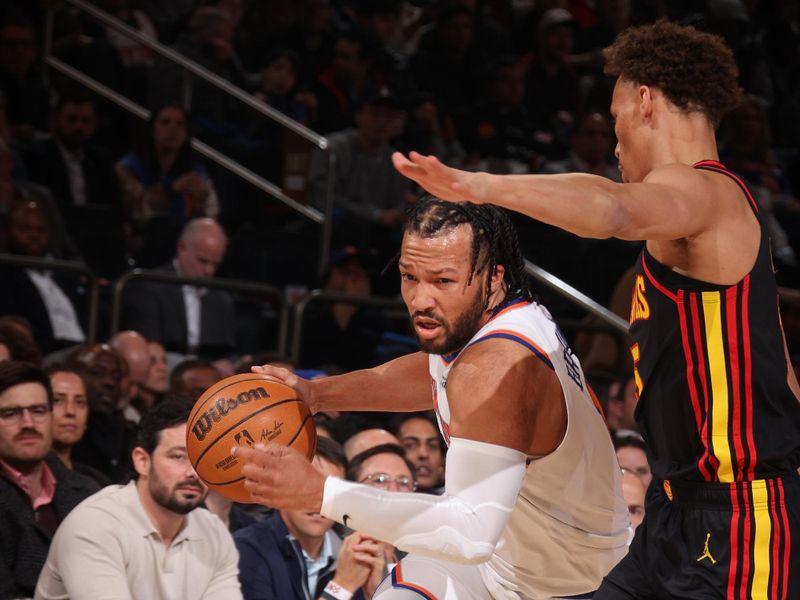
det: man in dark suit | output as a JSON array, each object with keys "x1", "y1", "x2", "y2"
[
  {"x1": 121, "y1": 217, "x2": 236, "y2": 359},
  {"x1": 0, "y1": 200, "x2": 89, "y2": 354},
  {"x1": 21, "y1": 89, "x2": 125, "y2": 277},
  {"x1": 0, "y1": 361, "x2": 100, "y2": 600}
]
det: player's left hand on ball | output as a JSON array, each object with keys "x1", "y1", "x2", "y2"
[{"x1": 232, "y1": 443, "x2": 325, "y2": 511}]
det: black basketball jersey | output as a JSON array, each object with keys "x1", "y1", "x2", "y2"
[{"x1": 629, "y1": 160, "x2": 800, "y2": 482}]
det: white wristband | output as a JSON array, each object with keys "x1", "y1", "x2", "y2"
[{"x1": 323, "y1": 580, "x2": 353, "y2": 600}]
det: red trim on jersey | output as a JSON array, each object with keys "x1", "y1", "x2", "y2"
[
  {"x1": 588, "y1": 385, "x2": 606, "y2": 419},
  {"x1": 694, "y1": 163, "x2": 760, "y2": 213},
  {"x1": 641, "y1": 253, "x2": 678, "y2": 302},
  {"x1": 392, "y1": 562, "x2": 438, "y2": 599},
  {"x1": 677, "y1": 290, "x2": 709, "y2": 479},
  {"x1": 777, "y1": 479, "x2": 791, "y2": 599},
  {"x1": 741, "y1": 276, "x2": 757, "y2": 480},
  {"x1": 740, "y1": 486, "x2": 753, "y2": 600},
  {"x1": 691, "y1": 292, "x2": 717, "y2": 479},
  {"x1": 768, "y1": 479, "x2": 782, "y2": 600},
  {"x1": 726, "y1": 284, "x2": 745, "y2": 480},
  {"x1": 727, "y1": 486, "x2": 741, "y2": 600},
  {"x1": 439, "y1": 354, "x2": 455, "y2": 367}
]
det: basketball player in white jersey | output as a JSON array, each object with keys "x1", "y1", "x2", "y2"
[{"x1": 234, "y1": 197, "x2": 630, "y2": 599}]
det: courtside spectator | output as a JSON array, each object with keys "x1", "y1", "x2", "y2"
[
  {"x1": 605, "y1": 375, "x2": 639, "y2": 436},
  {"x1": 169, "y1": 358, "x2": 221, "y2": 402},
  {"x1": 44, "y1": 363, "x2": 109, "y2": 486},
  {"x1": 392, "y1": 411, "x2": 444, "y2": 494},
  {"x1": 35, "y1": 397, "x2": 243, "y2": 599},
  {"x1": 68, "y1": 344, "x2": 134, "y2": 481},
  {"x1": 235, "y1": 437, "x2": 375, "y2": 600},
  {"x1": 0, "y1": 361, "x2": 99, "y2": 599},
  {"x1": 620, "y1": 469, "x2": 645, "y2": 529},
  {"x1": 110, "y1": 330, "x2": 153, "y2": 423},
  {"x1": 613, "y1": 433, "x2": 652, "y2": 490},
  {"x1": 343, "y1": 427, "x2": 400, "y2": 461}
]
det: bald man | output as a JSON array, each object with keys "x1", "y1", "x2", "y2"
[
  {"x1": 343, "y1": 429, "x2": 401, "y2": 460},
  {"x1": 120, "y1": 218, "x2": 236, "y2": 359},
  {"x1": 109, "y1": 331, "x2": 152, "y2": 422}
]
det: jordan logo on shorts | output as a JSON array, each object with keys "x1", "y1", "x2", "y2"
[{"x1": 696, "y1": 532, "x2": 717, "y2": 565}]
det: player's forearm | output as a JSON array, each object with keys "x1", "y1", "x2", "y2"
[
  {"x1": 320, "y1": 438, "x2": 526, "y2": 564},
  {"x1": 311, "y1": 352, "x2": 432, "y2": 413},
  {"x1": 477, "y1": 171, "x2": 628, "y2": 239}
]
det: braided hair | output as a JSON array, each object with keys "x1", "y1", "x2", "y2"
[{"x1": 403, "y1": 196, "x2": 532, "y2": 309}]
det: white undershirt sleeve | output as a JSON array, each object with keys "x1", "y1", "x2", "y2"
[{"x1": 320, "y1": 436, "x2": 527, "y2": 564}]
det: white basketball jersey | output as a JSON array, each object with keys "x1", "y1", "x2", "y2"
[{"x1": 429, "y1": 299, "x2": 630, "y2": 599}]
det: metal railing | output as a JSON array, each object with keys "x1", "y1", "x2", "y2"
[
  {"x1": 524, "y1": 260, "x2": 629, "y2": 335},
  {"x1": 0, "y1": 254, "x2": 100, "y2": 343},
  {"x1": 42, "y1": 0, "x2": 334, "y2": 268},
  {"x1": 111, "y1": 270, "x2": 288, "y2": 353},
  {"x1": 288, "y1": 280, "x2": 629, "y2": 368},
  {"x1": 289, "y1": 290, "x2": 407, "y2": 364}
]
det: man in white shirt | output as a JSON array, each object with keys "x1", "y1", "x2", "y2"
[
  {"x1": 121, "y1": 218, "x2": 237, "y2": 359},
  {"x1": 0, "y1": 200, "x2": 87, "y2": 353},
  {"x1": 35, "y1": 397, "x2": 243, "y2": 600}
]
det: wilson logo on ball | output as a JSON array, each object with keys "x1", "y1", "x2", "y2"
[{"x1": 191, "y1": 387, "x2": 271, "y2": 442}]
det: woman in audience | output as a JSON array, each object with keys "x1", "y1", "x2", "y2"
[
  {"x1": 116, "y1": 104, "x2": 218, "y2": 264},
  {"x1": 45, "y1": 363, "x2": 110, "y2": 486}
]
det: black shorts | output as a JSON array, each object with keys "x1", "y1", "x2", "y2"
[{"x1": 595, "y1": 473, "x2": 799, "y2": 600}]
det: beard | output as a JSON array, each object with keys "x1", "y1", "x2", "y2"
[
  {"x1": 149, "y1": 472, "x2": 206, "y2": 515},
  {"x1": 411, "y1": 288, "x2": 487, "y2": 356}
]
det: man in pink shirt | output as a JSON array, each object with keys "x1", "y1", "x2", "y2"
[{"x1": 0, "y1": 361, "x2": 99, "y2": 600}]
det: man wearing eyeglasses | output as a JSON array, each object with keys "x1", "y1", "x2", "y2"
[
  {"x1": 0, "y1": 361, "x2": 100, "y2": 600},
  {"x1": 234, "y1": 437, "x2": 383, "y2": 600},
  {"x1": 344, "y1": 443, "x2": 417, "y2": 579},
  {"x1": 347, "y1": 443, "x2": 417, "y2": 495}
]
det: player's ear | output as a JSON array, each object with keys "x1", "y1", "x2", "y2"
[
  {"x1": 491, "y1": 264, "x2": 505, "y2": 290},
  {"x1": 638, "y1": 85, "x2": 653, "y2": 121},
  {"x1": 132, "y1": 446, "x2": 151, "y2": 477}
]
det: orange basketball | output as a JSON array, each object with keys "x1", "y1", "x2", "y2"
[{"x1": 186, "y1": 373, "x2": 317, "y2": 503}]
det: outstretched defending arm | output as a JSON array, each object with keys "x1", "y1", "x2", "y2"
[{"x1": 392, "y1": 152, "x2": 726, "y2": 241}]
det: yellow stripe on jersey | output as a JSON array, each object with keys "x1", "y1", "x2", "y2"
[
  {"x1": 749, "y1": 480, "x2": 772, "y2": 600},
  {"x1": 702, "y1": 292, "x2": 735, "y2": 483}
]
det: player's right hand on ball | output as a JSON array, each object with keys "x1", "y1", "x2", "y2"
[{"x1": 251, "y1": 364, "x2": 317, "y2": 412}]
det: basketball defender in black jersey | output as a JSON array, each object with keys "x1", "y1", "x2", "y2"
[{"x1": 393, "y1": 20, "x2": 800, "y2": 600}]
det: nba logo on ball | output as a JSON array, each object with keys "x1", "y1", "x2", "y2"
[{"x1": 186, "y1": 374, "x2": 317, "y2": 503}]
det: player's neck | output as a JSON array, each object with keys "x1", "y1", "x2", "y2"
[{"x1": 651, "y1": 113, "x2": 719, "y2": 169}]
